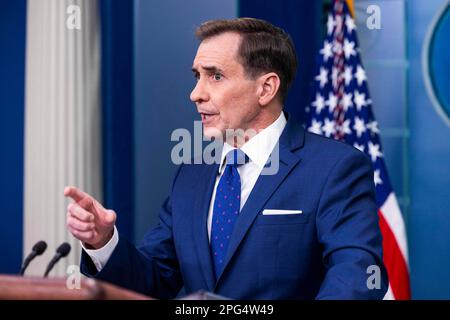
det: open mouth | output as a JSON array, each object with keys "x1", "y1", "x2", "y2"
[{"x1": 200, "y1": 112, "x2": 218, "y2": 124}]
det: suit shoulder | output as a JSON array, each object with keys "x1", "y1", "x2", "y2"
[{"x1": 302, "y1": 131, "x2": 371, "y2": 163}]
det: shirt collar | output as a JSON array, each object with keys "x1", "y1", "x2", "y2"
[{"x1": 218, "y1": 111, "x2": 287, "y2": 173}]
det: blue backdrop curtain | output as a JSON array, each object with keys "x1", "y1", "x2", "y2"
[
  {"x1": 100, "y1": 0, "x2": 134, "y2": 240},
  {"x1": 0, "y1": 0, "x2": 26, "y2": 273}
]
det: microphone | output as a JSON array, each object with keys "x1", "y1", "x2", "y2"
[
  {"x1": 43, "y1": 242, "x2": 71, "y2": 278},
  {"x1": 20, "y1": 240, "x2": 47, "y2": 275}
]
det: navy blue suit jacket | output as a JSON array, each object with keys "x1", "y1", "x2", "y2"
[{"x1": 81, "y1": 115, "x2": 388, "y2": 299}]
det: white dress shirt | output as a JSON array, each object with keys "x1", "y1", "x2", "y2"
[
  {"x1": 83, "y1": 112, "x2": 287, "y2": 271},
  {"x1": 206, "y1": 112, "x2": 287, "y2": 242}
]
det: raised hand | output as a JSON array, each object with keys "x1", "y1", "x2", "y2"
[{"x1": 64, "y1": 186, "x2": 116, "y2": 249}]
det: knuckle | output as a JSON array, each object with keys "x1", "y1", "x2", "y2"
[
  {"x1": 83, "y1": 223, "x2": 92, "y2": 231},
  {"x1": 67, "y1": 218, "x2": 76, "y2": 228}
]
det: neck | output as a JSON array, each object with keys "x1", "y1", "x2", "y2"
[{"x1": 226, "y1": 107, "x2": 282, "y2": 148}]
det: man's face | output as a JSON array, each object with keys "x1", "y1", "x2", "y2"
[{"x1": 190, "y1": 32, "x2": 261, "y2": 139}]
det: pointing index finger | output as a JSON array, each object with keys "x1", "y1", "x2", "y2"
[{"x1": 64, "y1": 186, "x2": 90, "y2": 203}]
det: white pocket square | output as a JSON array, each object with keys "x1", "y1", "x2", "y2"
[{"x1": 262, "y1": 209, "x2": 303, "y2": 215}]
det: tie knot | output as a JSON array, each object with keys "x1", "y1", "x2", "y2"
[{"x1": 225, "y1": 149, "x2": 249, "y2": 167}]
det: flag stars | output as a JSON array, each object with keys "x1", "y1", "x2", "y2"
[
  {"x1": 367, "y1": 121, "x2": 380, "y2": 134},
  {"x1": 327, "y1": 14, "x2": 335, "y2": 35},
  {"x1": 342, "y1": 92, "x2": 353, "y2": 112},
  {"x1": 353, "y1": 117, "x2": 367, "y2": 138},
  {"x1": 311, "y1": 93, "x2": 326, "y2": 114},
  {"x1": 308, "y1": 119, "x2": 323, "y2": 135},
  {"x1": 315, "y1": 67, "x2": 328, "y2": 88},
  {"x1": 354, "y1": 65, "x2": 367, "y2": 86},
  {"x1": 374, "y1": 169, "x2": 383, "y2": 186},
  {"x1": 343, "y1": 66, "x2": 353, "y2": 86},
  {"x1": 320, "y1": 40, "x2": 333, "y2": 62},
  {"x1": 345, "y1": 15, "x2": 356, "y2": 34},
  {"x1": 341, "y1": 119, "x2": 352, "y2": 135},
  {"x1": 368, "y1": 141, "x2": 383, "y2": 162},
  {"x1": 322, "y1": 118, "x2": 336, "y2": 137},
  {"x1": 326, "y1": 93, "x2": 338, "y2": 113},
  {"x1": 354, "y1": 90, "x2": 368, "y2": 111},
  {"x1": 343, "y1": 39, "x2": 356, "y2": 59}
]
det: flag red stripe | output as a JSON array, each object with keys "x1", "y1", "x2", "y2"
[{"x1": 378, "y1": 209, "x2": 411, "y2": 299}]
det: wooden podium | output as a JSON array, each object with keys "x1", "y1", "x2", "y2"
[{"x1": 0, "y1": 275, "x2": 153, "y2": 300}]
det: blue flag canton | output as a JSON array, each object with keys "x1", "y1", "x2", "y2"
[{"x1": 305, "y1": 1, "x2": 392, "y2": 206}]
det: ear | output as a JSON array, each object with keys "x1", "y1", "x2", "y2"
[{"x1": 257, "y1": 72, "x2": 281, "y2": 106}]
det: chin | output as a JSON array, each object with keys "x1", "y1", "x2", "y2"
[{"x1": 203, "y1": 125, "x2": 224, "y2": 140}]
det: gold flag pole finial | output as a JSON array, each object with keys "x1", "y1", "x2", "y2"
[{"x1": 346, "y1": 0, "x2": 355, "y2": 17}]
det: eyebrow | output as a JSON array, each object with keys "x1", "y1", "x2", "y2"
[{"x1": 191, "y1": 65, "x2": 224, "y2": 74}]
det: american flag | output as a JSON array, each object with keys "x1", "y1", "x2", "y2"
[{"x1": 305, "y1": 0, "x2": 410, "y2": 299}]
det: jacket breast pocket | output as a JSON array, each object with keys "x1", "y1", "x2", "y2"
[{"x1": 255, "y1": 210, "x2": 311, "y2": 225}]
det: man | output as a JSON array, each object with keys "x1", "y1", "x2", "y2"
[{"x1": 65, "y1": 18, "x2": 388, "y2": 299}]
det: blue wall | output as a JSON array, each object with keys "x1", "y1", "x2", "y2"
[
  {"x1": 356, "y1": 0, "x2": 409, "y2": 218},
  {"x1": 0, "y1": 0, "x2": 26, "y2": 273},
  {"x1": 407, "y1": 0, "x2": 450, "y2": 299}
]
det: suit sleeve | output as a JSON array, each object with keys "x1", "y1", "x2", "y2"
[
  {"x1": 315, "y1": 150, "x2": 388, "y2": 300},
  {"x1": 80, "y1": 167, "x2": 183, "y2": 299}
]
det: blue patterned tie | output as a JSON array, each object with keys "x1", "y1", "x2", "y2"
[{"x1": 210, "y1": 149, "x2": 248, "y2": 279}]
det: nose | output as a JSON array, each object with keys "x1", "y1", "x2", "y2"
[{"x1": 190, "y1": 79, "x2": 209, "y2": 103}]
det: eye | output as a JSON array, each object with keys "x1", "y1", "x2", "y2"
[{"x1": 213, "y1": 73, "x2": 223, "y2": 81}]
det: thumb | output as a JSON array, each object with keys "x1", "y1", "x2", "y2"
[
  {"x1": 93, "y1": 200, "x2": 116, "y2": 226},
  {"x1": 103, "y1": 209, "x2": 116, "y2": 225}
]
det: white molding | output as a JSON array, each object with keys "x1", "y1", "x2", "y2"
[{"x1": 24, "y1": 0, "x2": 101, "y2": 277}]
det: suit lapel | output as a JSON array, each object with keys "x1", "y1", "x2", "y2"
[{"x1": 192, "y1": 163, "x2": 218, "y2": 291}]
